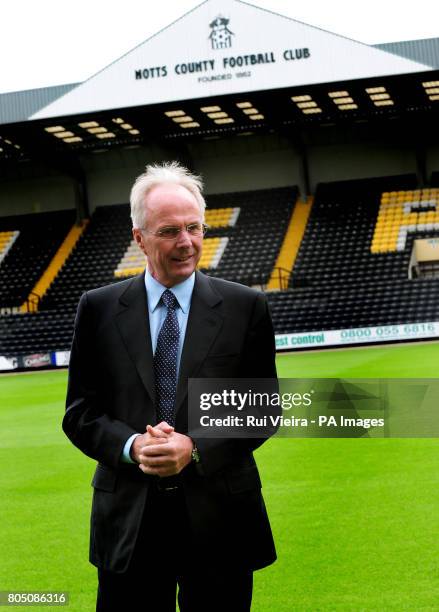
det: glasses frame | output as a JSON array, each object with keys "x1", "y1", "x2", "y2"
[{"x1": 140, "y1": 222, "x2": 209, "y2": 240}]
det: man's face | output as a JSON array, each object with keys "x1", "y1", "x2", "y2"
[{"x1": 132, "y1": 183, "x2": 203, "y2": 287}]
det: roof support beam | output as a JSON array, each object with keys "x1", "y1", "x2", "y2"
[
  {"x1": 73, "y1": 164, "x2": 90, "y2": 223},
  {"x1": 415, "y1": 143, "x2": 427, "y2": 187},
  {"x1": 286, "y1": 129, "x2": 311, "y2": 197}
]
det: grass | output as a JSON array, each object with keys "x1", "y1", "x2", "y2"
[
  {"x1": 0, "y1": 370, "x2": 95, "y2": 611},
  {"x1": 276, "y1": 341, "x2": 439, "y2": 378},
  {"x1": 1, "y1": 342, "x2": 439, "y2": 610}
]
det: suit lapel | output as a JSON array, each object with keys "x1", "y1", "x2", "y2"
[
  {"x1": 114, "y1": 271, "x2": 223, "y2": 414},
  {"x1": 175, "y1": 271, "x2": 223, "y2": 413},
  {"x1": 115, "y1": 273, "x2": 155, "y2": 403}
]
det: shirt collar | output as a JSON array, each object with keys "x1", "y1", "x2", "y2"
[{"x1": 144, "y1": 270, "x2": 195, "y2": 314}]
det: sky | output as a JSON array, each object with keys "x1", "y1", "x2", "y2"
[{"x1": 0, "y1": 0, "x2": 437, "y2": 94}]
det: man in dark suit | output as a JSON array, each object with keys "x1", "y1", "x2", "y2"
[{"x1": 63, "y1": 162, "x2": 277, "y2": 611}]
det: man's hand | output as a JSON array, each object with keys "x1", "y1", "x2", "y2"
[
  {"x1": 137, "y1": 426, "x2": 194, "y2": 477},
  {"x1": 130, "y1": 422, "x2": 173, "y2": 463}
]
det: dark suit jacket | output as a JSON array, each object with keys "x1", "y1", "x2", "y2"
[{"x1": 63, "y1": 271, "x2": 277, "y2": 573}]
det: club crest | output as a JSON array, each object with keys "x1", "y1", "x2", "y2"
[{"x1": 209, "y1": 15, "x2": 234, "y2": 50}]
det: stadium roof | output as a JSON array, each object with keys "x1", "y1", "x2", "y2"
[
  {"x1": 29, "y1": 0, "x2": 431, "y2": 121},
  {"x1": 0, "y1": 1, "x2": 437, "y2": 126},
  {"x1": 0, "y1": 83, "x2": 78, "y2": 126},
  {"x1": 0, "y1": 37, "x2": 435, "y2": 127},
  {"x1": 0, "y1": 0, "x2": 438, "y2": 163},
  {"x1": 375, "y1": 37, "x2": 439, "y2": 70},
  {"x1": 0, "y1": 33, "x2": 435, "y2": 127}
]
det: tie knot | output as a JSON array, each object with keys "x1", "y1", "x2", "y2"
[{"x1": 161, "y1": 289, "x2": 179, "y2": 310}]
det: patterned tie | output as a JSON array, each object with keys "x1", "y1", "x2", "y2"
[{"x1": 154, "y1": 289, "x2": 180, "y2": 426}]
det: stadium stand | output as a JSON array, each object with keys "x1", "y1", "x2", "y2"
[
  {"x1": 4, "y1": 175, "x2": 439, "y2": 355},
  {"x1": 201, "y1": 187, "x2": 297, "y2": 286},
  {"x1": 267, "y1": 174, "x2": 439, "y2": 334},
  {"x1": 3, "y1": 174, "x2": 439, "y2": 357},
  {"x1": 41, "y1": 204, "x2": 132, "y2": 312},
  {"x1": 0, "y1": 310, "x2": 75, "y2": 357},
  {"x1": 0, "y1": 230, "x2": 19, "y2": 264},
  {"x1": 2, "y1": 1, "x2": 439, "y2": 369},
  {"x1": 0, "y1": 210, "x2": 76, "y2": 310},
  {"x1": 4, "y1": 173, "x2": 439, "y2": 356},
  {"x1": 0, "y1": 186, "x2": 296, "y2": 356}
]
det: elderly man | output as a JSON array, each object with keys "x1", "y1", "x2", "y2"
[{"x1": 63, "y1": 162, "x2": 277, "y2": 612}]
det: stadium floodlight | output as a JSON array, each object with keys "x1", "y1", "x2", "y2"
[
  {"x1": 374, "y1": 100, "x2": 394, "y2": 106},
  {"x1": 370, "y1": 93, "x2": 390, "y2": 100},
  {"x1": 328, "y1": 91, "x2": 349, "y2": 98},
  {"x1": 121, "y1": 124, "x2": 133, "y2": 130},
  {"x1": 96, "y1": 132, "x2": 116, "y2": 139},
  {"x1": 297, "y1": 101, "x2": 317, "y2": 108},
  {"x1": 338, "y1": 104, "x2": 358, "y2": 110},
  {"x1": 426, "y1": 88, "x2": 439, "y2": 95},
  {"x1": 78, "y1": 121, "x2": 99, "y2": 128},
  {"x1": 45, "y1": 126, "x2": 65, "y2": 133},
  {"x1": 207, "y1": 112, "x2": 228, "y2": 119},
  {"x1": 165, "y1": 110, "x2": 186, "y2": 117},
  {"x1": 214, "y1": 118, "x2": 235, "y2": 124},
  {"x1": 129, "y1": 129, "x2": 140, "y2": 135},
  {"x1": 87, "y1": 127, "x2": 108, "y2": 134},
  {"x1": 333, "y1": 97, "x2": 354, "y2": 104},
  {"x1": 291, "y1": 95, "x2": 312, "y2": 102},
  {"x1": 173, "y1": 116, "x2": 194, "y2": 123},
  {"x1": 112, "y1": 118, "x2": 124, "y2": 124},
  {"x1": 249, "y1": 114, "x2": 264, "y2": 120},
  {"x1": 302, "y1": 108, "x2": 322, "y2": 114},
  {"x1": 179, "y1": 122, "x2": 200, "y2": 128},
  {"x1": 54, "y1": 131, "x2": 74, "y2": 138},
  {"x1": 422, "y1": 81, "x2": 439, "y2": 88},
  {"x1": 429, "y1": 95, "x2": 439, "y2": 101},
  {"x1": 200, "y1": 106, "x2": 222, "y2": 112},
  {"x1": 242, "y1": 108, "x2": 259, "y2": 114},
  {"x1": 64, "y1": 137, "x2": 83, "y2": 143},
  {"x1": 236, "y1": 102, "x2": 252, "y2": 108},
  {"x1": 366, "y1": 86, "x2": 387, "y2": 93}
]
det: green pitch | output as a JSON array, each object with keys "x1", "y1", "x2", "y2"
[{"x1": 1, "y1": 342, "x2": 439, "y2": 611}]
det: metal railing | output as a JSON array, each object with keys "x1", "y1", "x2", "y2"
[
  {"x1": 266, "y1": 267, "x2": 293, "y2": 291},
  {"x1": 24, "y1": 292, "x2": 41, "y2": 313}
]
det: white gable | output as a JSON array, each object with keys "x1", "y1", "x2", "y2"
[{"x1": 31, "y1": 0, "x2": 431, "y2": 120}]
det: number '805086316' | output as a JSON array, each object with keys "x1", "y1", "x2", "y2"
[{"x1": 0, "y1": 592, "x2": 68, "y2": 606}]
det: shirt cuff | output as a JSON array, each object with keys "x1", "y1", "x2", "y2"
[{"x1": 121, "y1": 433, "x2": 141, "y2": 464}]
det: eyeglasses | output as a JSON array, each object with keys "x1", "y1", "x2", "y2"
[{"x1": 141, "y1": 222, "x2": 208, "y2": 240}]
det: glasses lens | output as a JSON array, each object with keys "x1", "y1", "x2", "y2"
[
  {"x1": 157, "y1": 227, "x2": 180, "y2": 239},
  {"x1": 187, "y1": 223, "x2": 204, "y2": 235},
  {"x1": 154, "y1": 223, "x2": 207, "y2": 239}
]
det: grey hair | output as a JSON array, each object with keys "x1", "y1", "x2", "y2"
[{"x1": 130, "y1": 161, "x2": 206, "y2": 229}]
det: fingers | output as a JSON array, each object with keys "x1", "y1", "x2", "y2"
[
  {"x1": 139, "y1": 453, "x2": 172, "y2": 467},
  {"x1": 146, "y1": 424, "x2": 166, "y2": 438},
  {"x1": 140, "y1": 443, "x2": 173, "y2": 457},
  {"x1": 138, "y1": 440, "x2": 179, "y2": 476},
  {"x1": 146, "y1": 423, "x2": 174, "y2": 437},
  {"x1": 146, "y1": 425, "x2": 167, "y2": 438},
  {"x1": 138, "y1": 450, "x2": 176, "y2": 476},
  {"x1": 137, "y1": 430, "x2": 190, "y2": 477},
  {"x1": 142, "y1": 426, "x2": 168, "y2": 447},
  {"x1": 143, "y1": 435, "x2": 168, "y2": 446},
  {"x1": 138, "y1": 442, "x2": 173, "y2": 468},
  {"x1": 155, "y1": 422, "x2": 175, "y2": 434}
]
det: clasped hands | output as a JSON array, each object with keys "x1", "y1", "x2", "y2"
[{"x1": 130, "y1": 422, "x2": 194, "y2": 477}]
